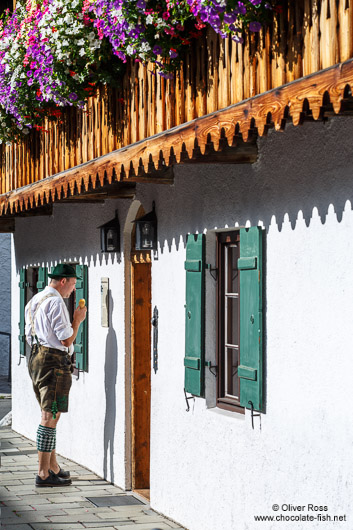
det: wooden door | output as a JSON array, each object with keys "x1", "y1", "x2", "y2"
[{"x1": 131, "y1": 252, "x2": 151, "y2": 492}]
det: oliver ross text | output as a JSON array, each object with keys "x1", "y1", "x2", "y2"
[{"x1": 282, "y1": 505, "x2": 328, "y2": 511}]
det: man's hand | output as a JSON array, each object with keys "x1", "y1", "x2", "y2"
[
  {"x1": 60, "y1": 306, "x2": 87, "y2": 348},
  {"x1": 73, "y1": 305, "x2": 87, "y2": 324}
]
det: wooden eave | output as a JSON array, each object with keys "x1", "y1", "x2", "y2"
[{"x1": 1, "y1": 58, "x2": 353, "y2": 218}]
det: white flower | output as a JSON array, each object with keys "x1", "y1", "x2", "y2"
[
  {"x1": 77, "y1": 39, "x2": 85, "y2": 46},
  {"x1": 140, "y1": 42, "x2": 151, "y2": 52},
  {"x1": 79, "y1": 48, "x2": 86, "y2": 57},
  {"x1": 146, "y1": 14, "x2": 153, "y2": 24},
  {"x1": 111, "y1": 9, "x2": 121, "y2": 17},
  {"x1": 64, "y1": 14, "x2": 73, "y2": 25},
  {"x1": 126, "y1": 44, "x2": 134, "y2": 55}
]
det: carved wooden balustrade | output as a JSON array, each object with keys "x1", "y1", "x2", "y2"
[{"x1": 1, "y1": 0, "x2": 353, "y2": 200}]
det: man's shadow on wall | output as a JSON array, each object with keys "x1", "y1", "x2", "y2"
[{"x1": 103, "y1": 290, "x2": 117, "y2": 484}]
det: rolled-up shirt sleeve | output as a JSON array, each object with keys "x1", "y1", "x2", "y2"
[{"x1": 48, "y1": 300, "x2": 73, "y2": 341}]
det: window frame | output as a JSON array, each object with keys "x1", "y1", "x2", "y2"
[{"x1": 216, "y1": 231, "x2": 244, "y2": 414}]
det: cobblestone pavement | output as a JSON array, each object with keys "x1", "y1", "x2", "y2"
[{"x1": 0, "y1": 428, "x2": 184, "y2": 530}]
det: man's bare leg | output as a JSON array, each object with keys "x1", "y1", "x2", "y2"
[
  {"x1": 37, "y1": 411, "x2": 61, "y2": 480},
  {"x1": 50, "y1": 449, "x2": 61, "y2": 474}
]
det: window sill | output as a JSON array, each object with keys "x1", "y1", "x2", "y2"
[
  {"x1": 207, "y1": 404, "x2": 245, "y2": 421},
  {"x1": 217, "y1": 399, "x2": 245, "y2": 415}
]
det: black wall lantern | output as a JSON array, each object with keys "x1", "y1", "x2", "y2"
[
  {"x1": 98, "y1": 210, "x2": 120, "y2": 253},
  {"x1": 133, "y1": 202, "x2": 158, "y2": 251}
]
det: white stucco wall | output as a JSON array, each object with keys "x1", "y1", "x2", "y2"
[
  {"x1": 11, "y1": 116, "x2": 353, "y2": 530},
  {"x1": 0, "y1": 233, "x2": 11, "y2": 377}
]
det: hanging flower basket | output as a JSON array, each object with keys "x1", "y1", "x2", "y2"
[{"x1": 0, "y1": 0, "x2": 276, "y2": 144}]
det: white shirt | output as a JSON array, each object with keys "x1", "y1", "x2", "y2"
[{"x1": 25, "y1": 286, "x2": 74, "y2": 353}]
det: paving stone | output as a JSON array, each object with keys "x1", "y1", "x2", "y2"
[
  {"x1": 8, "y1": 497, "x2": 52, "y2": 505},
  {"x1": 3, "y1": 505, "x2": 36, "y2": 512},
  {"x1": 16, "y1": 508, "x2": 68, "y2": 517},
  {"x1": 32, "y1": 502, "x2": 83, "y2": 511},
  {"x1": 82, "y1": 525, "x2": 119, "y2": 530},
  {"x1": 73, "y1": 489, "x2": 120, "y2": 497},
  {"x1": 28, "y1": 523, "x2": 85, "y2": 530},
  {"x1": 1, "y1": 514, "x2": 50, "y2": 524},
  {"x1": 0, "y1": 506, "x2": 19, "y2": 517},
  {"x1": 92, "y1": 519, "x2": 136, "y2": 525},
  {"x1": 48, "y1": 514, "x2": 102, "y2": 523},
  {"x1": 96, "y1": 511, "x2": 143, "y2": 520},
  {"x1": 62, "y1": 507, "x2": 118, "y2": 515},
  {"x1": 30, "y1": 486, "x2": 82, "y2": 494},
  {"x1": 84, "y1": 527, "x2": 120, "y2": 530},
  {"x1": 84, "y1": 525, "x2": 134, "y2": 528},
  {"x1": 6, "y1": 485, "x2": 39, "y2": 492},
  {"x1": 0, "y1": 523, "x2": 33, "y2": 530},
  {"x1": 72, "y1": 474, "x2": 101, "y2": 480},
  {"x1": 110, "y1": 507, "x2": 149, "y2": 514},
  {"x1": 114, "y1": 523, "x2": 171, "y2": 530},
  {"x1": 0, "y1": 479, "x2": 24, "y2": 486},
  {"x1": 46, "y1": 495, "x2": 89, "y2": 503}
]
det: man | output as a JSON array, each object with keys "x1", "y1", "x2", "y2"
[{"x1": 25, "y1": 263, "x2": 87, "y2": 487}]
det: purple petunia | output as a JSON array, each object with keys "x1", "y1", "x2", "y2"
[
  {"x1": 249, "y1": 21, "x2": 262, "y2": 31},
  {"x1": 153, "y1": 45, "x2": 163, "y2": 55}
]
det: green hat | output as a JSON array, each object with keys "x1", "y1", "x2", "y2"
[{"x1": 48, "y1": 264, "x2": 81, "y2": 279}]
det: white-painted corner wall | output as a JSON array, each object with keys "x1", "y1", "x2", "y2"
[
  {"x1": 11, "y1": 117, "x2": 353, "y2": 530},
  {"x1": 0, "y1": 233, "x2": 11, "y2": 378}
]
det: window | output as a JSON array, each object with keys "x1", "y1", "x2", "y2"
[
  {"x1": 183, "y1": 227, "x2": 263, "y2": 413},
  {"x1": 19, "y1": 264, "x2": 88, "y2": 372},
  {"x1": 217, "y1": 231, "x2": 242, "y2": 412},
  {"x1": 19, "y1": 267, "x2": 47, "y2": 357}
]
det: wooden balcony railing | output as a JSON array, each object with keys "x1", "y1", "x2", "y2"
[{"x1": 1, "y1": 0, "x2": 353, "y2": 196}]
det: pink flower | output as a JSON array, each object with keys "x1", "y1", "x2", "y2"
[{"x1": 162, "y1": 11, "x2": 170, "y2": 20}]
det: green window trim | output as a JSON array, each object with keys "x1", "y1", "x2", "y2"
[
  {"x1": 184, "y1": 233, "x2": 205, "y2": 397},
  {"x1": 19, "y1": 266, "x2": 48, "y2": 357},
  {"x1": 74, "y1": 264, "x2": 88, "y2": 372},
  {"x1": 238, "y1": 226, "x2": 263, "y2": 412}
]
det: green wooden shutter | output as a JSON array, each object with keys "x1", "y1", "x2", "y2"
[
  {"x1": 74, "y1": 264, "x2": 88, "y2": 371},
  {"x1": 238, "y1": 227, "x2": 263, "y2": 411},
  {"x1": 184, "y1": 233, "x2": 205, "y2": 397},
  {"x1": 19, "y1": 268, "x2": 26, "y2": 356},
  {"x1": 36, "y1": 267, "x2": 48, "y2": 292}
]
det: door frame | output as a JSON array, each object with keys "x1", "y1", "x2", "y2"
[{"x1": 123, "y1": 201, "x2": 152, "y2": 492}]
